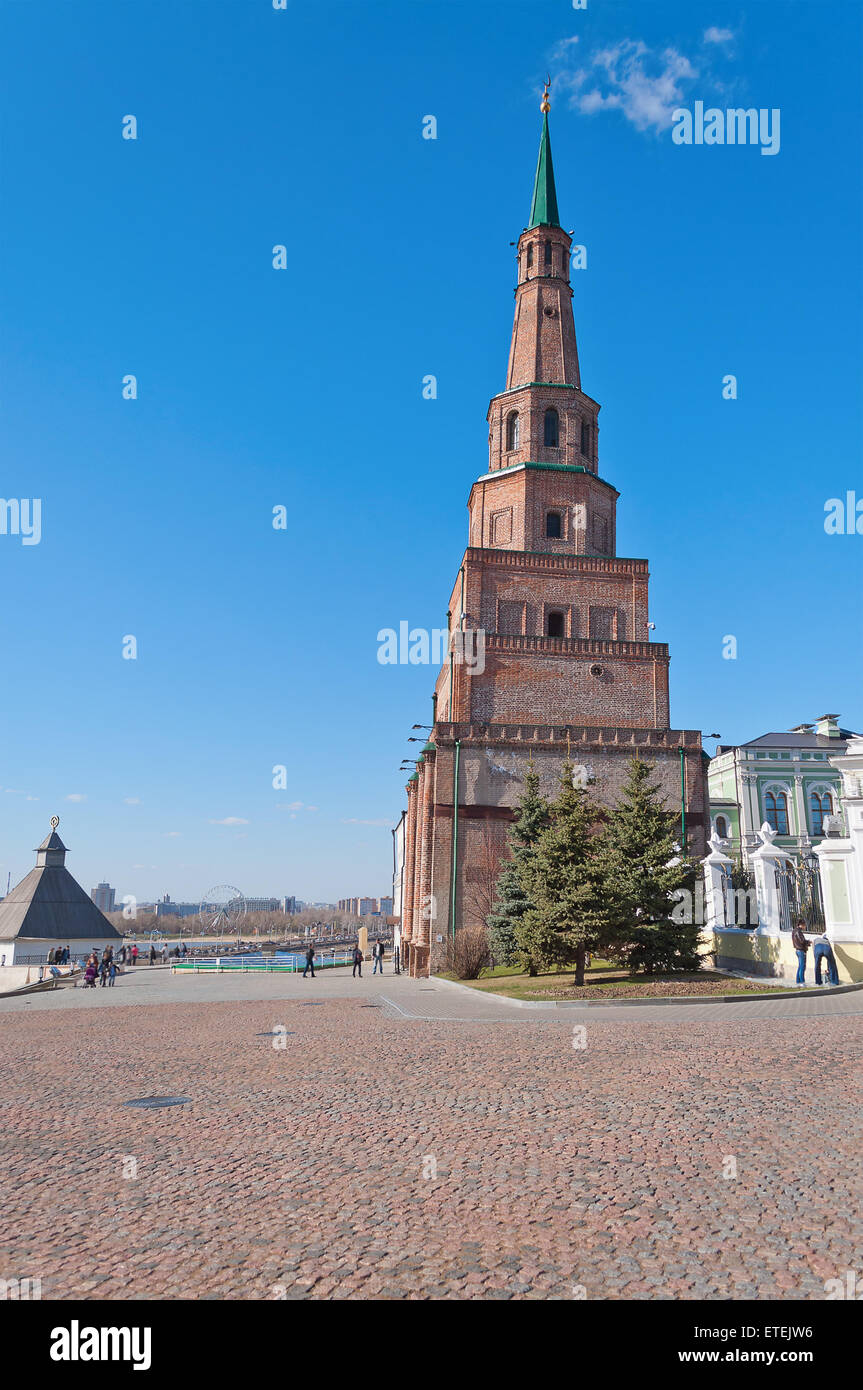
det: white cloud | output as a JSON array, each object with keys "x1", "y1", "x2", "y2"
[
  {"x1": 124, "y1": 797, "x2": 141, "y2": 805},
  {"x1": 65, "y1": 793, "x2": 86, "y2": 802},
  {"x1": 556, "y1": 38, "x2": 698, "y2": 132},
  {"x1": 164, "y1": 831, "x2": 182, "y2": 838},
  {"x1": 209, "y1": 816, "x2": 249, "y2": 826},
  {"x1": 704, "y1": 26, "x2": 734, "y2": 45},
  {"x1": 341, "y1": 817, "x2": 392, "y2": 828},
  {"x1": 26, "y1": 796, "x2": 38, "y2": 801}
]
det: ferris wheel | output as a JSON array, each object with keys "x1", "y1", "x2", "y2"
[{"x1": 200, "y1": 885, "x2": 247, "y2": 936}]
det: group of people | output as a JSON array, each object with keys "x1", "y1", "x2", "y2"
[
  {"x1": 82, "y1": 947, "x2": 118, "y2": 989},
  {"x1": 46, "y1": 946, "x2": 72, "y2": 965},
  {"x1": 301, "y1": 938, "x2": 390, "y2": 979},
  {"x1": 791, "y1": 919, "x2": 840, "y2": 986}
]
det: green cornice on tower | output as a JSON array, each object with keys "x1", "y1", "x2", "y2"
[{"x1": 528, "y1": 113, "x2": 561, "y2": 229}]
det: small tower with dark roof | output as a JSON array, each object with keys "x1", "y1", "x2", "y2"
[{"x1": 0, "y1": 817, "x2": 123, "y2": 968}]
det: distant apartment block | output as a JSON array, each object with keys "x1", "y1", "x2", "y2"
[
  {"x1": 338, "y1": 896, "x2": 394, "y2": 917},
  {"x1": 90, "y1": 882, "x2": 116, "y2": 913}
]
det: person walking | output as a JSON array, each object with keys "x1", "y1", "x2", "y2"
[
  {"x1": 303, "y1": 945, "x2": 316, "y2": 979},
  {"x1": 108, "y1": 958, "x2": 117, "y2": 987},
  {"x1": 149, "y1": 945, "x2": 156, "y2": 966},
  {"x1": 372, "y1": 939, "x2": 384, "y2": 975},
  {"x1": 131, "y1": 944, "x2": 138, "y2": 966},
  {"x1": 791, "y1": 919, "x2": 810, "y2": 985},
  {"x1": 352, "y1": 944, "x2": 363, "y2": 978},
  {"x1": 812, "y1": 931, "x2": 840, "y2": 986}
]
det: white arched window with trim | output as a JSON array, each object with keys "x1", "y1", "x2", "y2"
[{"x1": 763, "y1": 784, "x2": 791, "y2": 836}]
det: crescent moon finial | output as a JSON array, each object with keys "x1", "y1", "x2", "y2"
[{"x1": 50, "y1": 815, "x2": 60, "y2": 830}]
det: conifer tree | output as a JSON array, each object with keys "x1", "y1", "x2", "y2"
[
  {"x1": 595, "y1": 755, "x2": 701, "y2": 973},
  {"x1": 519, "y1": 760, "x2": 605, "y2": 985},
  {"x1": 486, "y1": 763, "x2": 549, "y2": 974}
]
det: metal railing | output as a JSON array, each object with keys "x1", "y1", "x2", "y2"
[{"x1": 171, "y1": 951, "x2": 354, "y2": 973}]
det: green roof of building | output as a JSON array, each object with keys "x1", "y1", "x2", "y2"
[
  {"x1": 421, "y1": 740, "x2": 436, "y2": 754},
  {"x1": 528, "y1": 113, "x2": 561, "y2": 229}
]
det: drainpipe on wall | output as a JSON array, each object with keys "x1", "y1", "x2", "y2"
[
  {"x1": 679, "y1": 744, "x2": 687, "y2": 850},
  {"x1": 449, "y1": 739, "x2": 461, "y2": 943}
]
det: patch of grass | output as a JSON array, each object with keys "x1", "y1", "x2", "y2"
[{"x1": 449, "y1": 966, "x2": 799, "y2": 1001}]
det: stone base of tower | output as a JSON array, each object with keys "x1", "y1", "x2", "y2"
[{"x1": 399, "y1": 722, "x2": 707, "y2": 979}]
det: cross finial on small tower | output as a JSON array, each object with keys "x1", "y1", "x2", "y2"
[{"x1": 541, "y1": 76, "x2": 551, "y2": 113}]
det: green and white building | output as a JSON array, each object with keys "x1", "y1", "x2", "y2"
[{"x1": 708, "y1": 714, "x2": 856, "y2": 867}]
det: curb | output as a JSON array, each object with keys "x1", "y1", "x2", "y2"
[{"x1": 429, "y1": 974, "x2": 863, "y2": 1010}]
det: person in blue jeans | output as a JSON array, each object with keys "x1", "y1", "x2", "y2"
[
  {"x1": 372, "y1": 940, "x2": 384, "y2": 975},
  {"x1": 303, "y1": 945, "x2": 316, "y2": 979},
  {"x1": 791, "y1": 920, "x2": 809, "y2": 984},
  {"x1": 812, "y1": 932, "x2": 840, "y2": 986}
]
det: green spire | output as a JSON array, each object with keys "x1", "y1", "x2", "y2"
[{"x1": 528, "y1": 111, "x2": 561, "y2": 229}]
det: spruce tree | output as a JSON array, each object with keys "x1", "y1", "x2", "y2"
[
  {"x1": 486, "y1": 763, "x2": 549, "y2": 974},
  {"x1": 595, "y1": 755, "x2": 701, "y2": 974},
  {"x1": 520, "y1": 760, "x2": 605, "y2": 985}
]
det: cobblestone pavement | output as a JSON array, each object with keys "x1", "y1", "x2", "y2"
[{"x1": 1, "y1": 970, "x2": 860, "y2": 1300}]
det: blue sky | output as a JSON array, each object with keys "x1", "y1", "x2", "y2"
[{"x1": 1, "y1": 0, "x2": 861, "y2": 904}]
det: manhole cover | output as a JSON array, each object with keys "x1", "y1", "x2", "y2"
[
  {"x1": 360, "y1": 1005, "x2": 381, "y2": 1009},
  {"x1": 123, "y1": 1096, "x2": 191, "y2": 1109},
  {"x1": 256, "y1": 1031, "x2": 294, "y2": 1037},
  {"x1": 302, "y1": 1002, "x2": 324, "y2": 1007}
]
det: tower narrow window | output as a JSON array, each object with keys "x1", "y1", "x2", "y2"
[
  {"x1": 505, "y1": 411, "x2": 520, "y2": 451},
  {"x1": 544, "y1": 240, "x2": 552, "y2": 266},
  {"x1": 527, "y1": 244, "x2": 534, "y2": 269},
  {"x1": 543, "y1": 407, "x2": 559, "y2": 447},
  {"x1": 581, "y1": 418, "x2": 592, "y2": 456},
  {"x1": 545, "y1": 510, "x2": 562, "y2": 539},
  {"x1": 547, "y1": 611, "x2": 565, "y2": 638},
  {"x1": 715, "y1": 816, "x2": 728, "y2": 839}
]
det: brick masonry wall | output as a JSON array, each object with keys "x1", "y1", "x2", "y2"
[{"x1": 468, "y1": 466, "x2": 618, "y2": 556}]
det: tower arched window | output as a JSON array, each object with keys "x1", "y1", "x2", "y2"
[
  {"x1": 527, "y1": 244, "x2": 534, "y2": 269},
  {"x1": 543, "y1": 408, "x2": 559, "y2": 447},
  {"x1": 581, "y1": 418, "x2": 592, "y2": 457},
  {"x1": 715, "y1": 816, "x2": 728, "y2": 839},
  {"x1": 545, "y1": 510, "x2": 562, "y2": 539},
  {"x1": 810, "y1": 788, "x2": 834, "y2": 836},
  {"x1": 505, "y1": 411, "x2": 520, "y2": 451},
  {"x1": 764, "y1": 789, "x2": 790, "y2": 836},
  {"x1": 544, "y1": 240, "x2": 552, "y2": 266},
  {"x1": 547, "y1": 611, "x2": 565, "y2": 638}
]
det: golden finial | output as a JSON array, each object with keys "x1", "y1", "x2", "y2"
[{"x1": 541, "y1": 76, "x2": 551, "y2": 113}]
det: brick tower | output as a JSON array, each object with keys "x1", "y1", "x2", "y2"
[{"x1": 400, "y1": 89, "x2": 707, "y2": 978}]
